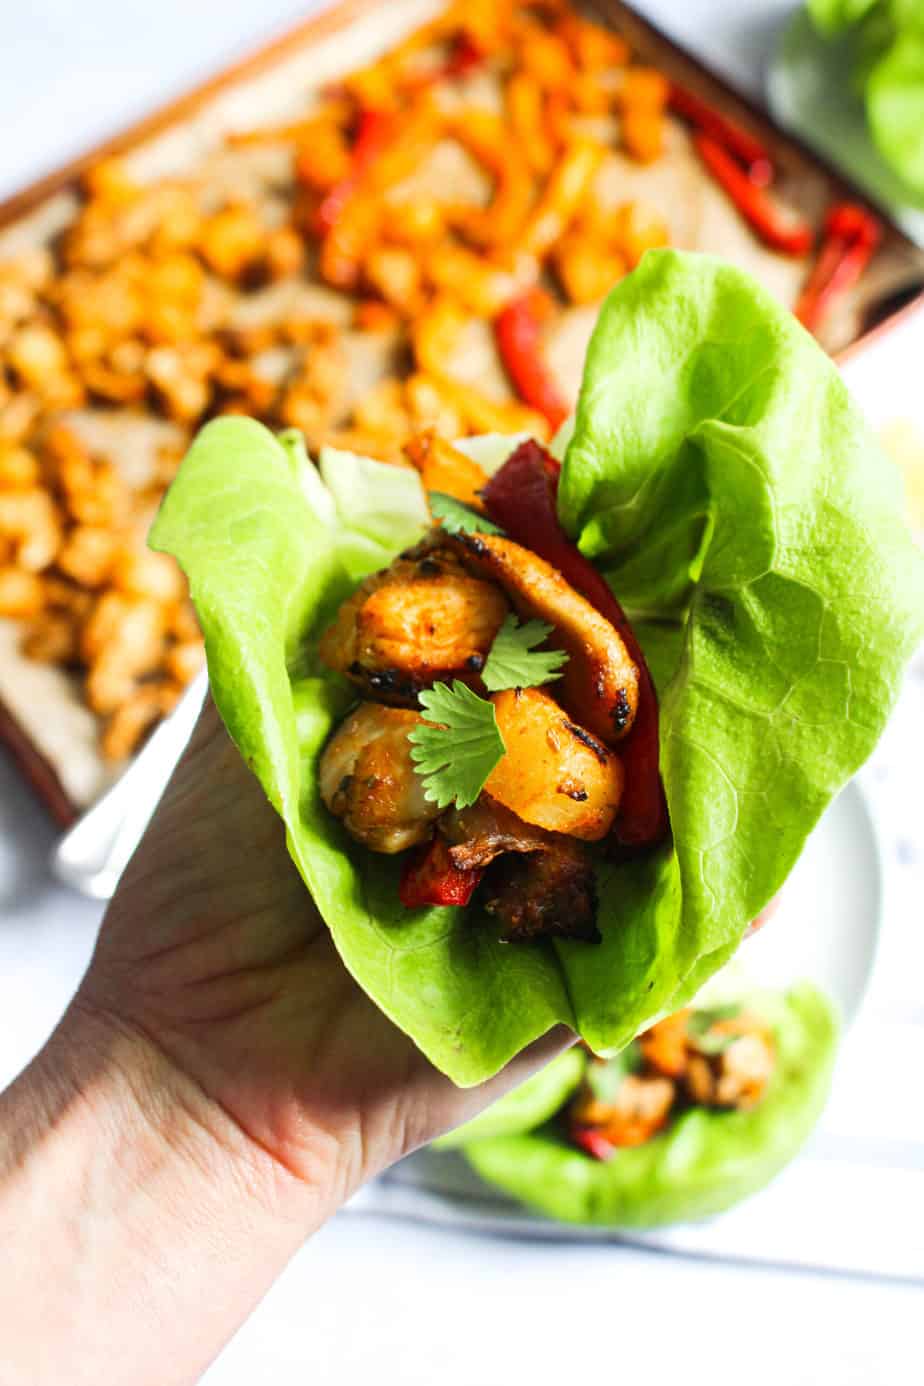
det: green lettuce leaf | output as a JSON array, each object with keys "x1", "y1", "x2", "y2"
[
  {"x1": 316, "y1": 443, "x2": 430, "y2": 579},
  {"x1": 434, "y1": 1048, "x2": 586, "y2": 1150},
  {"x1": 866, "y1": 30, "x2": 924, "y2": 193},
  {"x1": 151, "y1": 251, "x2": 922, "y2": 1088},
  {"x1": 560, "y1": 250, "x2": 924, "y2": 1043},
  {"x1": 804, "y1": 0, "x2": 924, "y2": 198},
  {"x1": 462, "y1": 983, "x2": 838, "y2": 1226},
  {"x1": 808, "y1": 0, "x2": 880, "y2": 37}
]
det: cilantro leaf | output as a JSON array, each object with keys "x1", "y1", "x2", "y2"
[
  {"x1": 408, "y1": 680, "x2": 506, "y2": 809},
  {"x1": 481, "y1": 615, "x2": 569, "y2": 693},
  {"x1": 429, "y1": 491, "x2": 504, "y2": 536}
]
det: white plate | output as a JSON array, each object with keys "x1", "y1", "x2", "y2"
[
  {"x1": 767, "y1": 8, "x2": 924, "y2": 246},
  {"x1": 348, "y1": 782, "x2": 913, "y2": 1277}
]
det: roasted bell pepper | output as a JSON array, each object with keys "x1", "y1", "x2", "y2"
[
  {"x1": 692, "y1": 133, "x2": 813, "y2": 258},
  {"x1": 795, "y1": 202, "x2": 881, "y2": 334},
  {"x1": 668, "y1": 83, "x2": 772, "y2": 186},
  {"x1": 482, "y1": 440, "x2": 669, "y2": 851},
  {"x1": 494, "y1": 290, "x2": 571, "y2": 434},
  {"x1": 404, "y1": 32, "x2": 485, "y2": 89},
  {"x1": 315, "y1": 108, "x2": 393, "y2": 236},
  {"x1": 570, "y1": 1126, "x2": 616, "y2": 1162},
  {"x1": 442, "y1": 32, "x2": 485, "y2": 80},
  {"x1": 399, "y1": 834, "x2": 483, "y2": 909}
]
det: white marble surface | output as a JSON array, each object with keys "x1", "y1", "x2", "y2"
[{"x1": 1, "y1": 3, "x2": 922, "y2": 1383}]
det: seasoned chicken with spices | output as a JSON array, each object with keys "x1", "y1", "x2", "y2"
[
  {"x1": 319, "y1": 545, "x2": 509, "y2": 703},
  {"x1": 445, "y1": 529, "x2": 639, "y2": 744},
  {"x1": 319, "y1": 702, "x2": 440, "y2": 853}
]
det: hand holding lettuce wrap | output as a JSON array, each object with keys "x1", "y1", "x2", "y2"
[{"x1": 151, "y1": 250, "x2": 923, "y2": 1087}]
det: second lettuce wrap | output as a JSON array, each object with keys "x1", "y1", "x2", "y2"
[{"x1": 462, "y1": 983, "x2": 838, "y2": 1227}]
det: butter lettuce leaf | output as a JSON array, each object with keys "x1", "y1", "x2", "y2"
[
  {"x1": 151, "y1": 252, "x2": 922, "y2": 1087},
  {"x1": 434, "y1": 1048, "x2": 586, "y2": 1150},
  {"x1": 805, "y1": 0, "x2": 924, "y2": 199},
  {"x1": 462, "y1": 983, "x2": 838, "y2": 1226},
  {"x1": 808, "y1": 0, "x2": 879, "y2": 36},
  {"x1": 559, "y1": 250, "x2": 924, "y2": 1043},
  {"x1": 866, "y1": 29, "x2": 924, "y2": 194}
]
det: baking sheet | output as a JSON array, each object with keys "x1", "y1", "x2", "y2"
[{"x1": 1, "y1": 0, "x2": 921, "y2": 823}]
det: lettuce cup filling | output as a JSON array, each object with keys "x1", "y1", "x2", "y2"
[
  {"x1": 461, "y1": 982, "x2": 839, "y2": 1226},
  {"x1": 151, "y1": 250, "x2": 923, "y2": 1087}
]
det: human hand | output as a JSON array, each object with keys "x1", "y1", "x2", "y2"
[
  {"x1": 78, "y1": 696, "x2": 571, "y2": 1209},
  {"x1": 0, "y1": 697, "x2": 569, "y2": 1384}
]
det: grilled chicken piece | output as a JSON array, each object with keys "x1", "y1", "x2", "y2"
[
  {"x1": 443, "y1": 795, "x2": 566, "y2": 869},
  {"x1": 445, "y1": 530, "x2": 639, "y2": 744},
  {"x1": 486, "y1": 685, "x2": 623, "y2": 840},
  {"x1": 684, "y1": 1013, "x2": 775, "y2": 1111},
  {"x1": 319, "y1": 702, "x2": 439, "y2": 853},
  {"x1": 318, "y1": 545, "x2": 508, "y2": 703},
  {"x1": 442, "y1": 795, "x2": 599, "y2": 943}
]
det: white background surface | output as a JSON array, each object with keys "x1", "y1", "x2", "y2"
[{"x1": 1, "y1": 4, "x2": 921, "y2": 1384}]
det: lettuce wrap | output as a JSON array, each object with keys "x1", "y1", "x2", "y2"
[
  {"x1": 150, "y1": 250, "x2": 923, "y2": 1087},
  {"x1": 462, "y1": 982, "x2": 838, "y2": 1227},
  {"x1": 807, "y1": 0, "x2": 924, "y2": 200}
]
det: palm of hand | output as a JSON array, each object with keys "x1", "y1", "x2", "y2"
[{"x1": 84, "y1": 701, "x2": 566, "y2": 1191}]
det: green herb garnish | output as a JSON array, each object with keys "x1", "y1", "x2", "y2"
[
  {"x1": 408, "y1": 680, "x2": 507, "y2": 809},
  {"x1": 429, "y1": 491, "x2": 504, "y2": 536},
  {"x1": 481, "y1": 614, "x2": 569, "y2": 693}
]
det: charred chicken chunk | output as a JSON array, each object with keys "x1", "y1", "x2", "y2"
[
  {"x1": 482, "y1": 840, "x2": 600, "y2": 943},
  {"x1": 442, "y1": 796, "x2": 599, "y2": 943},
  {"x1": 442, "y1": 794, "x2": 568, "y2": 871},
  {"x1": 318, "y1": 545, "x2": 509, "y2": 703},
  {"x1": 319, "y1": 702, "x2": 440, "y2": 853},
  {"x1": 444, "y1": 530, "x2": 639, "y2": 745},
  {"x1": 486, "y1": 685, "x2": 623, "y2": 840}
]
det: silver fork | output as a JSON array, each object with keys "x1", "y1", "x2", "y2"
[{"x1": 51, "y1": 671, "x2": 208, "y2": 900}]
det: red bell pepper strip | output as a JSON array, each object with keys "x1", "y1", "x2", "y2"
[
  {"x1": 668, "y1": 83, "x2": 772, "y2": 186},
  {"x1": 795, "y1": 201, "x2": 881, "y2": 334},
  {"x1": 399, "y1": 834, "x2": 483, "y2": 909},
  {"x1": 481, "y1": 440, "x2": 669, "y2": 851},
  {"x1": 402, "y1": 33, "x2": 485, "y2": 92},
  {"x1": 314, "y1": 108, "x2": 393, "y2": 237},
  {"x1": 441, "y1": 32, "x2": 485, "y2": 80},
  {"x1": 692, "y1": 133, "x2": 814, "y2": 258},
  {"x1": 570, "y1": 1125, "x2": 616, "y2": 1162},
  {"x1": 494, "y1": 290, "x2": 571, "y2": 435}
]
